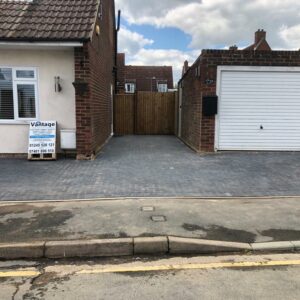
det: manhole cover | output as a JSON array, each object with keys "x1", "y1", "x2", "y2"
[
  {"x1": 141, "y1": 206, "x2": 155, "y2": 212},
  {"x1": 151, "y1": 215, "x2": 167, "y2": 222}
]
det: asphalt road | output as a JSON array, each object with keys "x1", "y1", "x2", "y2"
[{"x1": 0, "y1": 253, "x2": 299, "y2": 299}]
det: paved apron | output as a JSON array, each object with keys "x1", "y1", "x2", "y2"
[{"x1": 0, "y1": 136, "x2": 300, "y2": 201}]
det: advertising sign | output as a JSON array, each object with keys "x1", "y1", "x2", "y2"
[{"x1": 28, "y1": 121, "x2": 57, "y2": 156}]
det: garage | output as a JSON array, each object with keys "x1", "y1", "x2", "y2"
[
  {"x1": 216, "y1": 66, "x2": 300, "y2": 151},
  {"x1": 178, "y1": 30, "x2": 300, "y2": 153}
]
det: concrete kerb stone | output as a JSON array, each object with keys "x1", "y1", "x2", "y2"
[
  {"x1": 250, "y1": 241, "x2": 295, "y2": 252},
  {"x1": 0, "y1": 242, "x2": 45, "y2": 259},
  {"x1": 0, "y1": 238, "x2": 299, "y2": 260},
  {"x1": 45, "y1": 238, "x2": 133, "y2": 259},
  {"x1": 291, "y1": 241, "x2": 300, "y2": 251},
  {"x1": 168, "y1": 236, "x2": 251, "y2": 255},
  {"x1": 134, "y1": 237, "x2": 168, "y2": 255}
]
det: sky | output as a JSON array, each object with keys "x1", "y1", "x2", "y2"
[{"x1": 115, "y1": 0, "x2": 300, "y2": 82}]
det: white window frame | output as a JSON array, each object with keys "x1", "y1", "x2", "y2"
[
  {"x1": 0, "y1": 67, "x2": 39, "y2": 124},
  {"x1": 157, "y1": 83, "x2": 168, "y2": 93},
  {"x1": 125, "y1": 83, "x2": 135, "y2": 94}
]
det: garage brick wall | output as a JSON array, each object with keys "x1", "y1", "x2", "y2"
[
  {"x1": 180, "y1": 49, "x2": 300, "y2": 152},
  {"x1": 75, "y1": 0, "x2": 115, "y2": 159}
]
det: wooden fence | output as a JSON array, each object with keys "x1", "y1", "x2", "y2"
[{"x1": 114, "y1": 92, "x2": 176, "y2": 135}]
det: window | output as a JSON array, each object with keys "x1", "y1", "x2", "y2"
[
  {"x1": 125, "y1": 83, "x2": 135, "y2": 93},
  {"x1": 157, "y1": 83, "x2": 168, "y2": 93},
  {"x1": 0, "y1": 67, "x2": 38, "y2": 121}
]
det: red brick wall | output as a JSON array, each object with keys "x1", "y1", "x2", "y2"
[
  {"x1": 125, "y1": 66, "x2": 173, "y2": 92},
  {"x1": 117, "y1": 53, "x2": 125, "y2": 93},
  {"x1": 75, "y1": 0, "x2": 115, "y2": 159},
  {"x1": 179, "y1": 60, "x2": 202, "y2": 151},
  {"x1": 116, "y1": 57, "x2": 174, "y2": 93},
  {"x1": 180, "y1": 49, "x2": 300, "y2": 152}
]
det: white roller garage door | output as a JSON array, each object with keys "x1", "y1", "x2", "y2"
[{"x1": 216, "y1": 66, "x2": 300, "y2": 151}]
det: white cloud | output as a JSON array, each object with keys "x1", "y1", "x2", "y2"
[
  {"x1": 279, "y1": 25, "x2": 300, "y2": 49},
  {"x1": 118, "y1": 27, "x2": 154, "y2": 55},
  {"x1": 116, "y1": 0, "x2": 300, "y2": 49},
  {"x1": 116, "y1": 0, "x2": 196, "y2": 23},
  {"x1": 116, "y1": 0, "x2": 300, "y2": 82},
  {"x1": 117, "y1": 26, "x2": 199, "y2": 82}
]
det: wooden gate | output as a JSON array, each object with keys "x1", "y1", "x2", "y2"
[{"x1": 114, "y1": 92, "x2": 176, "y2": 135}]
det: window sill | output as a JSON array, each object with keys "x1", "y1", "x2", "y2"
[{"x1": 0, "y1": 120, "x2": 35, "y2": 125}]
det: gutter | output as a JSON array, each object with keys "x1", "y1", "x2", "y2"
[{"x1": 0, "y1": 41, "x2": 84, "y2": 48}]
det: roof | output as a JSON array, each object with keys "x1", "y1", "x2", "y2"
[
  {"x1": 0, "y1": 0, "x2": 99, "y2": 42},
  {"x1": 125, "y1": 65, "x2": 174, "y2": 90},
  {"x1": 244, "y1": 30, "x2": 272, "y2": 51},
  {"x1": 244, "y1": 39, "x2": 272, "y2": 51}
]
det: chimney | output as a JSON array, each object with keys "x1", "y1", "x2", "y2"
[
  {"x1": 117, "y1": 53, "x2": 125, "y2": 68},
  {"x1": 255, "y1": 29, "x2": 266, "y2": 45},
  {"x1": 182, "y1": 60, "x2": 189, "y2": 76},
  {"x1": 229, "y1": 45, "x2": 238, "y2": 51}
]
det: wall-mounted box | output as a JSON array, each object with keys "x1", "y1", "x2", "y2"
[
  {"x1": 203, "y1": 96, "x2": 218, "y2": 116},
  {"x1": 60, "y1": 130, "x2": 76, "y2": 150}
]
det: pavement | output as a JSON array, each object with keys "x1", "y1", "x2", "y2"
[
  {"x1": 0, "y1": 253, "x2": 300, "y2": 299},
  {"x1": 1, "y1": 136, "x2": 300, "y2": 201},
  {"x1": 1, "y1": 197, "x2": 300, "y2": 244}
]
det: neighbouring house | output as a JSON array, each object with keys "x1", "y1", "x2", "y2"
[
  {"x1": 0, "y1": 0, "x2": 117, "y2": 160},
  {"x1": 117, "y1": 53, "x2": 174, "y2": 93},
  {"x1": 178, "y1": 30, "x2": 300, "y2": 152}
]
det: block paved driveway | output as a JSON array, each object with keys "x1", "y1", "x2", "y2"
[{"x1": 0, "y1": 136, "x2": 300, "y2": 201}]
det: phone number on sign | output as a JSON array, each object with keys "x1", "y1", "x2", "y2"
[
  {"x1": 29, "y1": 149, "x2": 55, "y2": 154},
  {"x1": 29, "y1": 143, "x2": 55, "y2": 148}
]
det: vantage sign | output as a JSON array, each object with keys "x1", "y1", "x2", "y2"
[{"x1": 28, "y1": 121, "x2": 57, "y2": 159}]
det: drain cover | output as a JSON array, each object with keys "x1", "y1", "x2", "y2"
[
  {"x1": 141, "y1": 206, "x2": 155, "y2": 212},
  {"x1": 151, "y1": 215, "x2": 167, "y2": 222}
]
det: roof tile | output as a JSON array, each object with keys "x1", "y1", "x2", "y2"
[{"x1": 0, "y1": 0, "x2": 99, "y2": 41}]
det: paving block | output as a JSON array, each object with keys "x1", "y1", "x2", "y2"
[
  {"x1": 134, "y1": 237, "x2": 168, "y2": 255},
  {"x1": 45, "y1": 239, "x2": 133, "y2": 259},
  {"x1": 169, "y1": 237, "x2": 251, "y2": 255},
  {"x1": 251, "y1": 241, "x2": 294, "y2": 252},
  {"x1": 290, "y1": 241, "x2": 300, "y2": 251},
  {"x1": 0, "y1": 242, "x2": 45, "y2": 259}
]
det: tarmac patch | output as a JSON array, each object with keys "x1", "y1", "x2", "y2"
[
  {"x1": 0, "y1": 206, "x2": 74, "y2": 243},
  {"x1": 260, "y1": 229, "x2": 300, "y2": 242},
  {"x1": 182, "y1": 224, "x2": 257, "y2": 243}
]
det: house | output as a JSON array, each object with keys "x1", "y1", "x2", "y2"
[
  {"x1": 178, "y1": 30, "x2": 300, "y2": 152},
  {"x1": 0, "y1": 0, "x2": 117, "y2": 160},
  {"x1": 117, "y1": 53, "x2": 174, "y2": 93}
]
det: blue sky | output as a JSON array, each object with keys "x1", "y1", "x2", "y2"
[
  {"x1": 116, "y1": 0, "x2": 300, "y2": 82},
  {"x1": 122, "y1": 18, "x2": 191, "y2": 52}
]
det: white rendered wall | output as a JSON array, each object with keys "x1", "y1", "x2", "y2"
[{"x1": 0, "y1": 49, "x2": 76, "y2": 153}]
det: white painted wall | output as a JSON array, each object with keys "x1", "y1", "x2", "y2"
[{"x1": 0, "y1": 49, "x2": 76, "y2": 153}]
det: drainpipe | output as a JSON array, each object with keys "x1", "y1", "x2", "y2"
[{"x1": 114, "y1": 10, "x2": 121, "y2": 93}]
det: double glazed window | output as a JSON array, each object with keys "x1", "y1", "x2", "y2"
[
  {"x1": 0, "y1": 67, "x2": 38, "y2": 121},
  {"x1": 125, "y1": 83, "x2": 135, "y2": 93},
  {"x1": 157, "y1": 83, "x2": 168, "y2": 93}
]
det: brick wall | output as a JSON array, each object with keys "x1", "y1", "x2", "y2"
[
  {"x1": 117, "y1": 53, "x2": 125, "y2": 93},
  {"x1": 116, "y1": 55, "x2": 174, "y2": 93},
  {"x1": 75, "y1": 0, "x2": 115, "y2": 159},
  {"x1": 125, "y1": 66, "x2": 173, "y2": 92},
  {"x1": 179, "y1": 61, "x2": 202, "y2": 151},
  {"x1": 180, "y1": 49, "x2": 300, "y2": 152}
]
